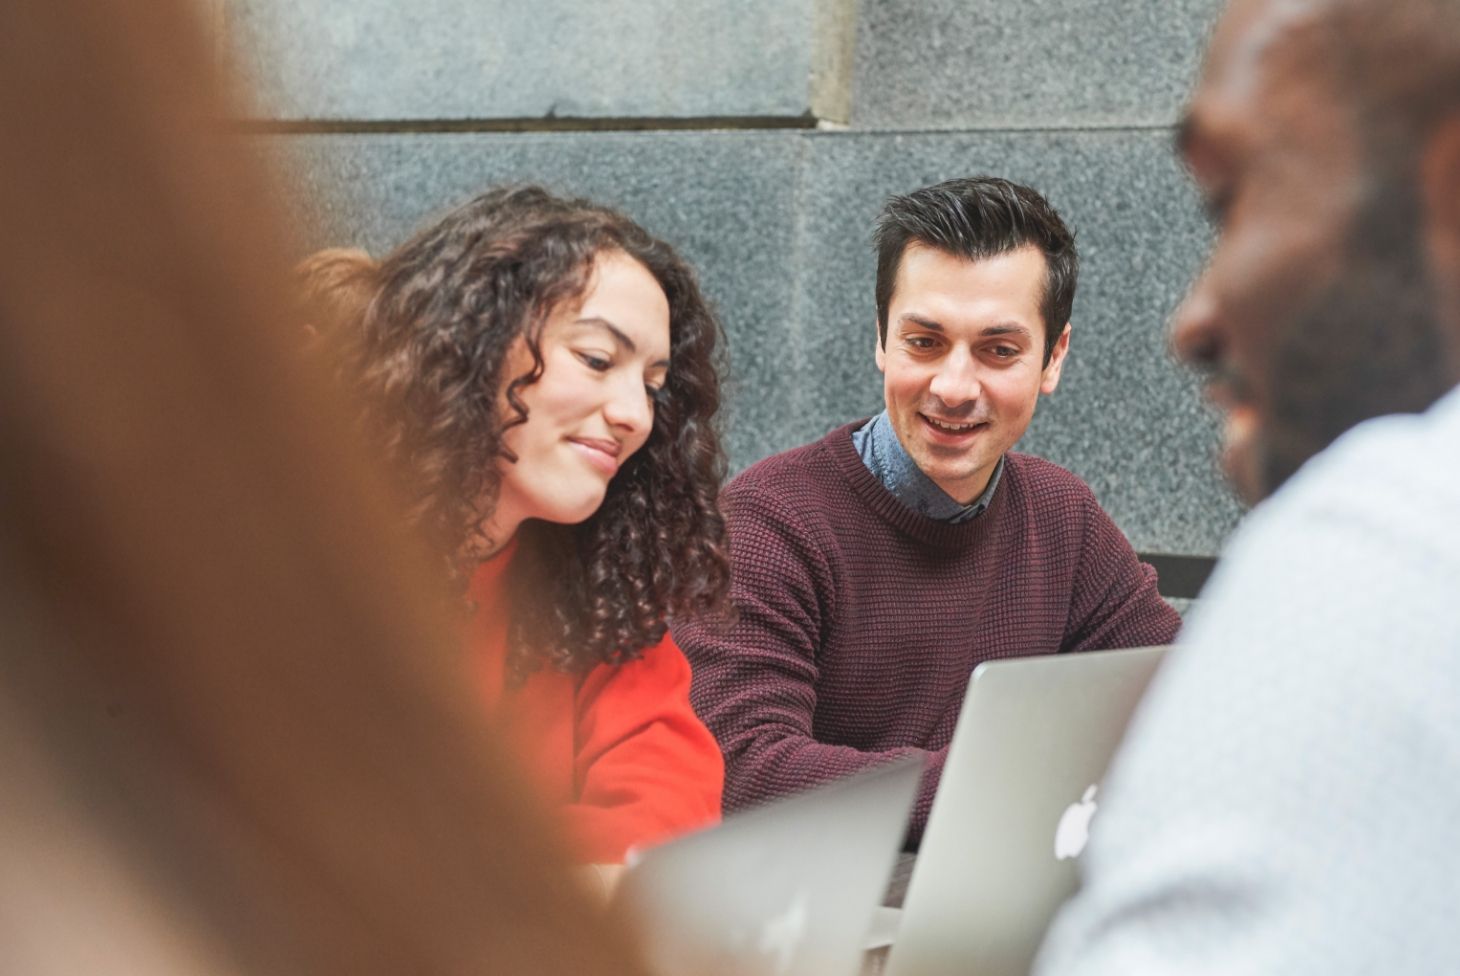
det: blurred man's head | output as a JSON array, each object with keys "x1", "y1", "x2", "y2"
[{"x1": 1173, "y1": 0, "x2": 1460, "y2": 502}]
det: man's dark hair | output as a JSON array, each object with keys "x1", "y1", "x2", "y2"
[{"x1": 874, "y1": 176, "x2": 1078, "y2": 365}]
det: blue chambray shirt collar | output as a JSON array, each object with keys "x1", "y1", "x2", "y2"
[{"x1": 850, "y1": 410, "x2": 1003, "y2": 524}]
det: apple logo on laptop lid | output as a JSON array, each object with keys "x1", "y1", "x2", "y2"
[
  {"x1": 755, "y1": 889, "x2": 809, "y2": 975},
  {"x1": 1054, "y1": 784, "x2": 1098, "y2": 861}
]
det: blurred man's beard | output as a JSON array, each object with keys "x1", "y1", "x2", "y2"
[{"x1": 1255, "y1": 179, "x2": 1456, "y2": 499}]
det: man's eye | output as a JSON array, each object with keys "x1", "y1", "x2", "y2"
[
  {"x1": 576, "y1": 351, "x2": 612, "y2": 371},
  {"x1": 906, "y1": 336, "x2": 935, "y2": 350},
  {"x1": 992, "y1": 346, "x2": 1019, "y2": 359}
]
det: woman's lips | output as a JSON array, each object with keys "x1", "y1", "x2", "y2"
[{"x1": 568, "y1": 437, "x2": 621, "y2": 476}]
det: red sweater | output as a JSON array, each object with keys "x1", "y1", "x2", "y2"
[
  {"x1": 468, "y1": 543, "x2": 723, "y2": 864},
  {"x1": 671, "y1": 424, "x2": 1181, "y2": 845}
]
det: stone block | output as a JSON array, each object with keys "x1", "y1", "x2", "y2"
[
  {"x1": 852, "y1": 0, "x2": 1225, "y2": 129},
  {"x1": 228, "y1": 0, "x2": 856, "y2": 122}
]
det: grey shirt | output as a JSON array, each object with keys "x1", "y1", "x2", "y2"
[{"x1": 1034, "y1": 385, "x2": 1460, "y2": 975}]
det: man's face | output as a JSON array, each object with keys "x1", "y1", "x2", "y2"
[
  {"x1": 876, "y1": 243, "x2": 1069, "y2": 504},
  {"x1": 1173, "y1": 0, "x2": 1453, "y2": 502}
]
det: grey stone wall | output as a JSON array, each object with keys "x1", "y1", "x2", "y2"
[
  {"x1": 853, "y1": 0, "x2": 1219, "y2": 129},
  {"x1": 230, "y1": 0, "x2": 856, "y2": 121},
  {"x1": 237, "y1": 0, "x2": 1238, "y2": 569}
]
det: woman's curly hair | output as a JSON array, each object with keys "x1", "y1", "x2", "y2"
[{"x1": 299, "y1": 185, "x2": 731, "y2": 679}]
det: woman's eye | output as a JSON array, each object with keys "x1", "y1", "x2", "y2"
[
  {"x1": 646, "y1": 384, "x2": 666, "y2": 405},
  {"x1": 575, "y1": 351, "x2": 612, "y2": 371}
]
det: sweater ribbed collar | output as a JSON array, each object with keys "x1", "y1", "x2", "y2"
[
  {"x1": 824, "y1": 420, "x2": 1009, "y2": 551},
  {"x1": 851, "y1": 410, "x2": 1003, "y2": 523}
]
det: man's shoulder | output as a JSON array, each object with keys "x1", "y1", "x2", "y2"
[
  {"x1": 1003, "y1": 451, "x2": 1085, "y2": 483},
  {"x1": 1283, "y1": 386, "x2": 1460, "y2": 515},
  {"x1": 1001, "y1": 452, "x2": 1102, "y2": 511},
  {"x1": 1186, "y1": 388, "x2": 1460, "y2": 663},
  {"x1": 724, "y1": 422, "x2": 859, "y2": 504},
  {"x1": 1234, "y1": 389, "x2": 1460, "y2": 573}
]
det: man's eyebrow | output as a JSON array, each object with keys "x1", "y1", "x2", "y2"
[
  {"x1": 899, "y1": 314, "x2": 1032, "y2": 339},
  {"x1": 898, "y1": 313, "x2": 945, "y2": 333},
  {"x1": 982, "y1": 323, "x2": 1033, "y2": 339},
  {"x1": 574, "y1": 317, "x2": 670, "y2": 367}
]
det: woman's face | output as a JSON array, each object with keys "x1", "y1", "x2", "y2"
[{"x1": 490, "y1": 250, "x2": 671, "y2": 539}]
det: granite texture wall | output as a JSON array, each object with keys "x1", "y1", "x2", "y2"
[
  {"x1": 237, "y1": 0, "x2": 1237, "y2": 573},
  {"x1": 230, "y1": 0, "x2": 856, "y2": 121},
  {"x1": 852, "y1": 0, "x2": 1219, "y2": 129}
]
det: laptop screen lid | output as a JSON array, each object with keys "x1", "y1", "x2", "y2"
[
  {"x1": 616, "y1": 756, "x2": 922, "y2": 976},
  {"x1": 885, "y1": 645, "x2": 1168, "y2": 976}
]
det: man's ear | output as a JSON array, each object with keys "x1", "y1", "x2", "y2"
[
  {"x1": 875, "y1": 320, "x2": 886, "y2": 373},
  {"x1": 1421, "y1": 113, "x2": 1460, "y2": 370},
  {"x1": 1040, "y1": 323, "x2": 1072, "y2": 395}
]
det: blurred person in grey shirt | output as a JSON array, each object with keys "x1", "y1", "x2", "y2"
[{"x1": 1036, "y1": 0, "x2": 1460, "y2": 972}]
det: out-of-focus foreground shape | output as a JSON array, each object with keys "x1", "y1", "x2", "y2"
[{"x1": 0, "y1": 1, "x2": 650, "y2": 974}]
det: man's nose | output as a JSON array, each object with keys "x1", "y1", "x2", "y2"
[
  {"x1": 927, "y1": 349, "x2": 982, "y2": 407},
  {"x1": 1171, "y1": 273, "x2": 1223, "y2": 370}
]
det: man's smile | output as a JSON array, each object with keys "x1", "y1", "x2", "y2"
[
  {"x1": 921, "y1": 414, "x2": 986, "y2": 434},
  {"x1": 918, "y1": 411, "x2": 992, "y2": 448}
]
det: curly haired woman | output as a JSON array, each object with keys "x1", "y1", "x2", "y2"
[{"x1": 299, "y1": 186, "x2": 731, "y2": 870}]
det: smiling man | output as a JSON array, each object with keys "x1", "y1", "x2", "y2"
[
  {"x1": 672, "y1": 177, "x2": 1180, "y2": 844},
  {"x1": 1034, "y1": 1, "x2": 1460, "y2": 972}
]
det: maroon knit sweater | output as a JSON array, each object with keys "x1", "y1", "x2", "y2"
[{"x1": 671, "y1": 423, "x2": 1181, "y2": 845}]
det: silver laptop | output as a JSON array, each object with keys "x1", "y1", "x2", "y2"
[
  {"x1": 885, "y1": 645, "x2": 1169, "y2": 976},
  {"x1": 616, "y1": 757, "x2": 922, "y2": 976}
]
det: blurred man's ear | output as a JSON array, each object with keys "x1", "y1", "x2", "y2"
[
  {"x1": 1421, "y1": 113, "x2": 1460, "y2": 374},
  {"x1": 1040, "y1": 323, "x2": 1072, "y2": 395}
]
